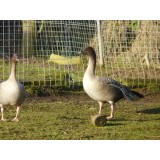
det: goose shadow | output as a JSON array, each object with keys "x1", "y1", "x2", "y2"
[{"x1": 137, "y1": 108, "x2": 160, "y2": 114}]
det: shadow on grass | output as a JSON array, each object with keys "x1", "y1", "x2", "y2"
[
  {"x1": 59, "y1": 115, "x2": 86, "y2": 120},
  {"x1": 137, "y1": 108, "x2": 160, "y2": 114},
  {"x1": 106, "y1": 123, "x2": 125, "y2": 127},
  {"x1": 105, "y1": 119, "x2": 126, "y2": 126}
]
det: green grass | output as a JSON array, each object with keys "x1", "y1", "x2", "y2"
[
  {"x1": 0, "y1": 58, "x2": 160, "y2": 140},
  {"x1": 0, "y1": 59, "x2": 85, "y2": 86},
  {"x1": 1, "y1": 58, "x2": 160, "y2": 90},
  {"x1": 0, "y1": 92, "x2": 159, "y2": 140}
]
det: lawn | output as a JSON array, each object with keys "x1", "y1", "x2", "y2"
[{"x1": 0, "y1": 91, "x2": 159, "y2": 140}]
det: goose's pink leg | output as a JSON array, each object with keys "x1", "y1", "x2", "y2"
[
  {"x1": 12, "y1": 106, "x2": 20, "y2": 122},
  {"x1": 0, "y1": 104, "x2": 6, "y2": 121}
]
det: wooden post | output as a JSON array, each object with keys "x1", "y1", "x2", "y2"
[{"x1": 97, "y1": 20, "x2": 104, "y2": 65}]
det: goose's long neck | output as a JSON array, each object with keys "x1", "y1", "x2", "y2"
[
  {"x1": 86, "y1": 56, "x2": 96, "y2": 75},
  {"x1": 9, "y1": 62, "x2": 17, "y2": 80}
]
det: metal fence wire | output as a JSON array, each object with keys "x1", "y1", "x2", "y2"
[{"x1": 0, "y1": 20, "x2": 160, "y2": 88}]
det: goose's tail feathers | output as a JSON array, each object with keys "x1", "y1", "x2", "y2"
[{"x1": 121, "y1": 87, "x2": 144, "y2": 101}]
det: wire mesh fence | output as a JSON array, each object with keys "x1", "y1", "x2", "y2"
[{"x1": 0, "y1": 20, "x2": 160, "y2": 89}]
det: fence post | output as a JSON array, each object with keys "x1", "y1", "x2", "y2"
[{"x1": 97, "y1": 20, "x2": 104, "y2": 65}]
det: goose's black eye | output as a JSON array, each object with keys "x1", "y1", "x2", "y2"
[{"x1": 81, "y1": 50, "x2": 86, "y2": 55}]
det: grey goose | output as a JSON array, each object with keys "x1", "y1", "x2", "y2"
[
  {"x1": 0, "y1": 54, "x2": 26, "y2": 121},
  {"x1": 82, "y1": 47, "x2": 144, "y2": 120}
]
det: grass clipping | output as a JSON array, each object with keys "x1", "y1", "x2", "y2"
[{"x1": 91, "y1": 114, "x2": 107, "y2": 127}]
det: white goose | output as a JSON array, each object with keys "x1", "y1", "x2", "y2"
[
  {"x1": 0, "y1": 54, "x2": 26, "y2": 121},
  {"x1": 82, "y1": 47, "x2": 144, "y2": 119}
]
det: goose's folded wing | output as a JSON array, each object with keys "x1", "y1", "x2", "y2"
[{"x1": 100, "y1": 77, "x2": 142, "y2": 101}]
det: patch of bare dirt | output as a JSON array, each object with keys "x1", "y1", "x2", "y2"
[{"x1": 25, "y1": 90, "x2": 160, "y2": 105}]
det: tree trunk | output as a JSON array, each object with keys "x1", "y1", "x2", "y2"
[{"x1": 22, "y1": 20, "x2": 36, "y2": 55}]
